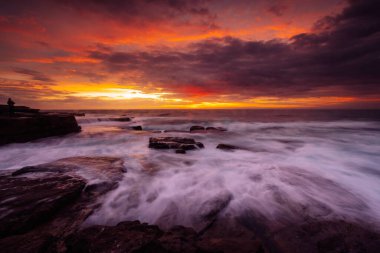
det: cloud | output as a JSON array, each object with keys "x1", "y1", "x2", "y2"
[
  {"x1": 85, "y1": 0, "x2": 379, "y2": 99},
  {"x1": 267, "y1": 3, "x2": 288, "y2": 17},
  {"x1": 13, "y1": 68, "x2": 55, "y2": 82}
]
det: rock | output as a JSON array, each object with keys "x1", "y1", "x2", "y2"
[
  {"x1": 206, "y1": 127, "x2": 227, "y2": 132},
  {"x1": 0, "y1": 105, "x2": 39, "y2": 115},
  {"x1": 0, "y1": 113, "x2": 81, "y2": 145},
  {"x1": 198, "y1": 217, "x2": 266, "y2": 253},
  {"x1": 97, "y1": 117, "x2": 131, "y2": 122},
  {"x1": 196, "y1": 142, "x2": 205, "y2": 148},
  {"x1": 272, "y1": 220, "x2": 380, "y2": 253},
  {"x1": 65, "y1": 220, "x2": 218, "y2": 253},
  {"x1": 149, "y1": 137, "x2": 203, "y2": 152},
  {"x1": 192, "y1": 192, "x2": 233, "y2": 232},
  {"x1": 0, "y1": 156, "x2": 127, "y2": 252},
  {"x1": 65, "y1": 219, "x2": 269, "y2": 253},
  {"x1": 0, "y1": 174, "x2": 86, "y2": 238},
  {"x1": 132, "y1": 125, "x2": 143, "y2": 131},
  {"x1": 216, "y1": 144, "x2": 239, "y2": 150},
  {"x1": 175, "y1": 149, "x2": 186, "y2": 154},
  {"x1": 113, "y1": 117, "x2": 131, "y2": 122},
  {"x1": 12, "y1": 156, "x2": 126, "y2": 183},
  {"x1": 1, "y1": 156, "x2": 380, "y2": 253},
  {"x1": 72, "y1": 112, "x2": 85, "y2": 117},
  {"x1": 190, "y1": 126, "x2": 205, "y2": 132}
]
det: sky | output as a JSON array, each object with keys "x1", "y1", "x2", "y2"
[{"x1": 0, "y1": 0, "x2": 379, "y2": 109}]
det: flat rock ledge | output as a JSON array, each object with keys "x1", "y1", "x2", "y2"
[
  {"x1": 0, "y1": 156, "x2": 126, "y2": 253},
  {"x1": 0, "y1": 113, "x2": 81, "y2": 145},
  {"x1": 149, "y1": 137, "x2": 204, "y2": 154}
]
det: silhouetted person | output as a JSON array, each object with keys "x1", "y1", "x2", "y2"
[{"x1": 7, "y1": 98, "x2": 15, "y2": 116}]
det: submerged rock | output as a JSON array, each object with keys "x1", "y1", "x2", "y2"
[
  {"x1": 0, "y1": 113, "x2": 81, "y2": 145},
  {"x1": 190, "y1": 125, "x2": 205, "y2": 132},
  {"x1": 196, "y1": 142, "x2": 205, "y2": 148},
  {"x1": 132, "y1": 125, "x2": 143, "y2": 131},
  {"x1": 97, "y1": 117, "x2": 131, "y2": 122},
  {"x1": 175, "y1": 149, "x2": 186, "y2": 154},
  {"x1": 206, "y1": 127, "x2": 227, "y2": 132},
  {"x1": 113, "y1": 117, "x2": 131, "y2": 122},
  {"x1": 190, "y1": 126, "x2": 227, "y2": 133},
  {"x1": 216, "y1": 143, "x2": 240, "y2": 151},
  {"x1": 149, "y1": 137, "x2": 204, "y2": 153}
]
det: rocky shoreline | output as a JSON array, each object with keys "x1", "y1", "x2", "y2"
[
  {"x1": 0, "y1": 107, "x2": 81, "y2": 145},
  {"x1": 1, "y1": 111, "x2": 380, "y2": 252},
  {"x1": 0, "y1": 156, "x2": 379, "y2": 253}
]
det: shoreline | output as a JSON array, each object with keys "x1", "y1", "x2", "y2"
[{"x1": 1, "y1": 156, "x2": 379, "y2": 253}]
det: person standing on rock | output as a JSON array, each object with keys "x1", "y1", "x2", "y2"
[{"x1": 7, "y1": 98, "x2": 15, "y2": 116}]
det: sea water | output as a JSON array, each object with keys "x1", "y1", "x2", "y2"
[{"x1": 1, "y1": 109, "x2": 380, "y2": 230}]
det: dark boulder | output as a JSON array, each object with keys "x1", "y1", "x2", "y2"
[
  {"x1": 132, "y1": 125, "x2": 143, "y2": 131},
  {"x1": 190, "y1": 126, "x2": 205, "y2": 132},
  {"x1": 97, "y1": 117, "x2": 131, "y2": 122},
  {"x1": 113, "y1": 117, "x2": 131, "y2": 122},
  {"x1": 149, "y1": 137, "x2": 204, "y2": 153},
  {"x1": 196, "y1": 142, "x2": 205, "y2": 148},
  {"x1": 216, "y1": 144, "x2": 240, "y2": 151},
  {"x1": 206, "y1": 127, "x2": 227, "y2": 132}
]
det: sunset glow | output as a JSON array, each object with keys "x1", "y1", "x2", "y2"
[{"x1": 1, "y1": 0, "x2": 379, "y2": 109}]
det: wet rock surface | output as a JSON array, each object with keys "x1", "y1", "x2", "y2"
[
  {"x1": 0, "y1": 174, "x2": 86, "y2": 238},
  {"x1": 149, "y1": 137, "x2": 204, "y2": 153},
  {"x1": 0, "y1": 113, "x2": 81, "y2": 145},
  {"x1": 0, "y1": 157, "x2": 126, "y2": 253},
  {"x1": 272, "y1": 220, "x2": 380, "y2": 253},
  {"x1": 65, "y1": 220, "x2": 266, "y2": 253}
]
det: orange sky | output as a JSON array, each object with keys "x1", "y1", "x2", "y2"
[{"x1": 1, "y1": 0, "x2": 379, "y2": 109}]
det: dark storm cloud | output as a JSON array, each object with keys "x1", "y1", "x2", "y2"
[
  {"x1": 0, "y1": 0, "x2": 217, "y2": 31},
  {"x1": 64, "y1": 0, "x2": 211, "y2": 16},
  {"x1": 88, "y1": 0, "x2": 380, "y2": 98},
  {"x1": 13, "y1": 68, "x2": 55, "y2": 82},
  {"x1": 267, "y1": 3, "x2": 288, "y2": 17}
]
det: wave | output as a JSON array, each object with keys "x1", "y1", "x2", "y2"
[{"x1": 1, "y1": 115, "x2": 380, "y2": 230}]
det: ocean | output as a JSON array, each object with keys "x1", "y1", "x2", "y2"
[{"x1": 1, "y1": 109, "x2": 380, "y2": 230}]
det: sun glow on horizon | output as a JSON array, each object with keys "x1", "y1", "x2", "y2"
[{"x1": 70, "y1": 88, "x2": 170, "y2": 100}]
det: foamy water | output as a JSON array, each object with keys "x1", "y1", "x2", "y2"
[{"x1": 1, "y1": 110, "x2": 380, "y2": 230}]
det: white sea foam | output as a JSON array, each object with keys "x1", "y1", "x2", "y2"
[{"x1": 1, "y1": 113, "x2": 380, "y2": 230}]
